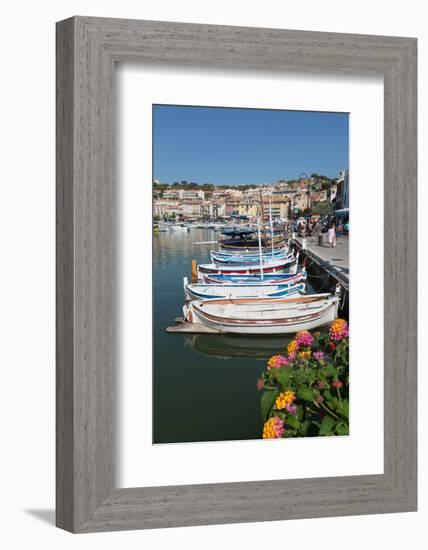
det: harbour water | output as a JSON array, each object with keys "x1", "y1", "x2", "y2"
[{"x1": 153, "y1": 228, "x2": 312, "y2": 444}]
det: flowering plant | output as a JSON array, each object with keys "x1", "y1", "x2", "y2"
[{"x1": 258, "y1": 321, "x2": 349, "y2": 439}]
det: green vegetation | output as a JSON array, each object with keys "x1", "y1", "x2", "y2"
[
  {"x1": 312, "y1": 201, "x2": 333, "y2": 216},
  {"x1": 259, "y1": 321, "x2": 349, "y2": 439},
  {"x1": 153, "y1": 175, "x2": 338, "y2": 197}
]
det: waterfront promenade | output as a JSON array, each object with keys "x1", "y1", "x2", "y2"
[{"x1": 293, "y1": 235, "x2": 349, "y2": 290}]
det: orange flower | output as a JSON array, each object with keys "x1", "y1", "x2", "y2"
[
  {"x1": 329, "y1": 319, "x2": 349, "y2": 341},
  {"x1": 274, "y1": 390, "x2": 296, "y2": 410},
  {"x1": 263, "y1": 416, "x2": 285, "y2": 439},
  {"x1": 287, "y1": 339, "x2": 299, "y2": 358}
]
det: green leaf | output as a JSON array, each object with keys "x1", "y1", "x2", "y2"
[
  {"x1": 324, "y1": 364, "x2": 338, "y2": 377},
  {"x1": 293, "y1": 370, "x2": 307, "y2": 385},
  {"x1": 260, "y1": 390, "x2": 278, "y2": 421},
  {"x1": 285, "y1": 414, "x2": 300, "y2": 430},
  {"x1": 335, "y1": 423, "x2": 349, "y2": 436},
  {"x1": 297, "y1": 385, "x2": 314, "y2": 402},
  {"x1": 323, "y1": 389, "x2": 333, "y2": 401},
  {"x1": 299, "y1": 420, "x2": 310, "y2": 435},
  {"x1": 342, "y1": 399, "x2": 349, "y2": 419},
  {"x1": 277, "y1": 366, "x2": 293, "y2": 388},
  {"x1": 319, "y1": 414, "x2": 336, "y2": 436},
  {"x1": 326, "y1": 397, "x2": 339, "y2": 410}
]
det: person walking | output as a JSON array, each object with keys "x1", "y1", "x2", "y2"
[
  {"x1": 344, "y1": 220, "x2": 350, "y2": 235},
  {"x1": 337, "y1": 221, "x2": 344, "y2": 243},
  {"x1": 327, "y1": 223, "x2": 337, "y2": 248},
  {"x1": 312, "y1": 220, "x2": 320, "y2": 243}
]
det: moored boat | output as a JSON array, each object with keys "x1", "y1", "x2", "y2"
[
  {"x1": 183, "y1": 294, "x2": 340, "y2": 335},
  {"x1": 218, "y1": 227, "x2": 285, "y2": 250},
  {"x1": 184, "y1": 277, "x2": 305, "y2": 301},
  {"x1": 201, "y1": 269, "x2": 305, "y2": 285},
  {"x1": 212, "y1": 244, "x2": 288, "y2": 256},
  {"x1": 197, "y1": 256, "x2": 295, "y2": 278},
  {"x1": 210, "y1": 249, "x2": 293, "y2": 266},
  {"x1": 219, "y1": 236, "x2": 285, "y2": 250}
]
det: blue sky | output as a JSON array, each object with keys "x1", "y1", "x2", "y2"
[{"x1": 153, "y1": 105, "x2": 348, "y2": 185}]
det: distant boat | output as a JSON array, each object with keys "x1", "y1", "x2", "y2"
[
  {"x1": 183, "y1": 294, "x2": 339, "y2": 335},
  {"x1": 219, "y1": 235, "x2": 285, "y2": 250},
  {"x1": 220, "y1": 227, "x2": 254, "y2": 236},
  {"x1": 184, "y1": 277, "x2": 305, "y2": 301}
]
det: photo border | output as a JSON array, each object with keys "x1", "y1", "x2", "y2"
[{"x1": 56, "y1": 16, "x2": 417, "y2": 532}]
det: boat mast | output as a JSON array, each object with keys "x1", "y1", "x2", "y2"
[
  {"x1": 269, "y1": 198, "x2": 274, "y2": 259},
  {"x1": 259, "y1": 189, "x2": 265, "y2": 231},
  {"x1": 257, "y1": 217, "x2": 264, "y2": 280}
]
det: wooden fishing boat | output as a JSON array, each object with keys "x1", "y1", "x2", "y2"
[
  {"x1": 213, "y1": 244, "x2": 288, "y2": 256},
  {"x1": 219, "y1": 236, "x2": 285, "y2": 250},
  {"x1": 197, "y1": 256, "x2": 295, "y2": 278},
  {"x1": 210, "y1": 249, "x2": 293, "y2": 266},
  {"x1": 219, "y1": 219, "x2": 285, "y2": 250},
  {"x1": 201, "y1": 269, "x2": 305, "y2": 285},
  {"x1": 182, "y1": 294, "x2": 339, "y2": 334},
  {"x1": 184, "y1": 277, "x2": 305, "y2": 301}
]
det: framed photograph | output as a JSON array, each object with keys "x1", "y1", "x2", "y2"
[{"x1": 56, "y1": 17, "x2": 417, "y2": 532}]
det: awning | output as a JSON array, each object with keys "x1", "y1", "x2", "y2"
[{"x1": 335, "y1": 208, "x2": 349, "y2": 217}]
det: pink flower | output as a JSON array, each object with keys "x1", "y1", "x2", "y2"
[
  {"x1": 263, "y1": 416, "x2": 285, "y2": 439},
  {"x1": 295, "y1": 330, "x2": 314, "y2": 347},
  {"x1": 313, "y1": 351, "x2": 325, "y2": 362},
  {"x1": 332, "y1": 380, "x2": 343, "y2": 389},
  {"x1": 272, "y1": 416, "x2": 285, "y2": 438},
  {"x1": 285, "y1": 403, "x2": 297, "y2": 415},
  {"x1": 267, "y1": 355, "x2": 290, "y2": 371},
  {"x1": 256, "y1": 378, "x2": 265, "y2": 391}
]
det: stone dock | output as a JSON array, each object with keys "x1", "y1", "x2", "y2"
[{"x1": 292, "y1": 235, "x2": 349, "y2": 291}]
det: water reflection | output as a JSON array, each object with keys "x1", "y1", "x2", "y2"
[{"x1": 184, "y1": 333, "x2": 294, "y2": 361}]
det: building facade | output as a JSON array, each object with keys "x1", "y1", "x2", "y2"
[{"x1": 335, "y1": 170, "x2": 349, "y2": 210}]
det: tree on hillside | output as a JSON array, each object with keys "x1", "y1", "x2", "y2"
[
  {"x1": 321, "y1": 181, "x2": 333, "y2": 190},
  {"x1": 312, "y1": 201, "x2": 333, "y2": 216}
]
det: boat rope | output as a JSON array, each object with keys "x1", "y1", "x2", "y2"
[
  {"x1": 301, "y1": 258, "x2": 326, "y2": 278},
  {"x1": 340, "y1": 288, "x2": 347, "y2": 310}
]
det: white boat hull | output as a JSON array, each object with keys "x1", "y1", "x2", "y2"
[
  {"x1": 202, "y1": 269, "x2": 305, "y2": 285},
  {"x1": 213, "y1": 246, "x2": 287, "y2": 257},
  {"x1": 197, "y1": 257, "x2": 296, "y2": 279},
  {"x1": 183, "y1": 295, "x2": 339, "y2": 334},
  {"x1": 210, "y1": 251, "x2": 293, "y2": 266},
  {"x1": 185, "y1": 281, "x2": 305, "y2": 301}
]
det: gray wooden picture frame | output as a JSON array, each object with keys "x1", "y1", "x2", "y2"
[{"x1": 56, "y1": 16, "x2": 417, "y2": 533}]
